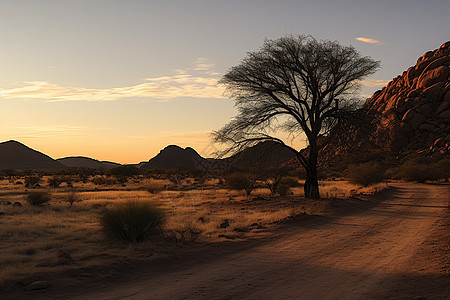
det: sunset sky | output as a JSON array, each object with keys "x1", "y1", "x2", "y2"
[{"x1": 0, "y1": 0, "x2": 448, "y2": 164}]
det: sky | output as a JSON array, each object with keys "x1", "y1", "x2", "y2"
[{"x1": 0, "y1": 0, "x2": 448, "y2": 164}]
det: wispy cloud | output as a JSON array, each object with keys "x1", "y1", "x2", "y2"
[
  {"x1": 361, "y1": 79, "x2": 390, "y2": 87},
  {"x1": 0, "y1": 59, "x2": 224, "y2": 102},
  {"x1": 13, "y1": 125, "x2": 93, "y2": 139},
  {"x1": 355, "y1": 37, "x2": 384, "y2": 45}
]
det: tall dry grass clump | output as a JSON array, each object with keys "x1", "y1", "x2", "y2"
[{"x1": 101, "y1": 201, "x2": 165, "y2": 249}]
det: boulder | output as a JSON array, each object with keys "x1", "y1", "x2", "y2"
[
  {"x1": 418, "y1": 124, "x2": 435, "y2": 132},
  {"x1": 24, "y1": 281, "x2": 50, "y2": 291},
  {"x1": 417, "y1": 65, "x2": 449, "y2": 89},
  {"x1": 423, "y1": 82, "x2": 445, "y2": 100},
  {"x1": 436, "y1": 102, "x2": 449, "y2": 115},
  {"x1": 434, "y1": 138, "x2": 447, "y2": 147},
  {"x1": 438, "y1": 109, "x2": 450, "y2": 119}
]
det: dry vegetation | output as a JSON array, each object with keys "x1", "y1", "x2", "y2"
[{"x1": 0, "y1": 175, "x2": 387, "y2": 284}]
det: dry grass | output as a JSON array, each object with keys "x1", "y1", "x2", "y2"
[{"x1": 0, "y1": 176, "x2": 386, "y2": 284}]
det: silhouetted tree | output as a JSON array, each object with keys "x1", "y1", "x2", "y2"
[{"x1": 213, "y1": 35, "x2": 380, "y2": 198}]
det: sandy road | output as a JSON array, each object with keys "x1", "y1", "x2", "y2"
[{"x1": 20, "y1": 183, "x2": 450, "y2": 299}]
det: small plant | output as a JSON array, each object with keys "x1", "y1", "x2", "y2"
[
  {"x1": 101, "y1": 201, "x2": 165, "y2": 249},
  {"x1": 26, "y1": 191, "x2": 51, "y2": 206},
  {"x1": 164, "y1": 224, "x2": 202, "y2": 246},
  {"x1": 346, "y1": 162, "x2": 385, "y2": 186},
  {"x1": 65, "y1": 192, "x2": 80, "y2": 206},
  {"x1": 146, "y1": 183, "x2": 165, "y2": 194}
]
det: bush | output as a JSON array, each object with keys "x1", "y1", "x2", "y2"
[
  {"x1": 27, "y1": 191, "x2": 51, "y2": 206},
  {"x1": 396, "y1": 162, "x2": 440, "y2": 182},
  {"x1": 91, "y1": 176, "x2": 116, "y2": 185},
  {"x1": 146, "y1": 183, "x2": 165, "y2": 194},
  {"x1": 101, "y1": 201, "x2": 165, "y2": 248},
  {"x1": 48, "y1": 176, "x2": 63, "y2": 187},
  {"x1": 106, "y1": 165, "x2": 140, "y2": 177},
  {"x1": 224, "y1": 172, "x2": 258, "y2": 196},
  {"x1": 346, "y1": 162, "x2": 385, "y2": 186},
  {"x1": 277, "y1": 184, "x2": 291, "y2": 196},
  {"x1": 25, "y1": 176, "x2": 41, "y2": 187},
  {"x1": 65, "y1": 192, "x2": 80, "y2": 206}
]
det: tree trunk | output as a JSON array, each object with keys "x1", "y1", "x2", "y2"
[{"x1": 302, "y1": 142, "x2": 320, "y2": 199}]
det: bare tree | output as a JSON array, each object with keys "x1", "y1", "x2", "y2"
[{"x1": 213, "y1": 35, "x2": 380, "y2": 198}]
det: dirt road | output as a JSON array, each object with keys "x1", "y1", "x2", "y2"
[{"x1": 12, "y1": 183, "x2": 450, "y2": 299}]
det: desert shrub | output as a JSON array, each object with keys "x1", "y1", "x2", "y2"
[
  {"x1": 261, "y1": 166, "x2": 294, "y2": 196},
  {"x1": 91, "y1": 176, "x2": 116, "y2": 185},
  {"x1": 27, "y1": 191, "x2": 51, "y2": 206},
  {"x1": 280, "y1": 177, "x2": 299, "y2": 187},
  {"x1": 146, "y1": 183, "x2": 165, "y2": 194},
  {"x1": 65, "y1": 192, "x2": 80, "y2": 206},
  {"x1": 396, "y1": 161, "x2": 440, "y2": 182},
  {"x1": 106, "y1": 165, "x2": 140, "y2": 177},
  {"x1": 224, "y1": 172, "x2": 258, "y2": 196},
  {"x1": 25, "y1": 176, "x2": 41, "y2": 187},
  {"x1": 277, "y1": 184, "x2": 291, "y2": 196},
  {"x1": 47, "y1": 176, "x2": 63, "y2": 187},
  {"x1": 101, "y1": 201, "x2": 165, "y2": 248},
  {"x1": 346, "y1": 162, "x2": 385, "y2": 186}
]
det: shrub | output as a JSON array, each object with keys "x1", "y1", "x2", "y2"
[
  {"x1": 146, "y1": 183, "x2": 165, "y2": 194},
  {"x1": 48, "y1": 176, "x2": 63, "y2": 187},
  {"x1": 25, "y1": 176, "x2": 41, "y2": 187},
  {"x1": 101, "y1": 201, "x2": 165, "y2": 249},
  {"x1": 106, "y1": 165, "x2": 140, "y2": 177},
  {"x1": 91, "y1": 176, "x2": 116, "y2": 185},
  {"x1": 65, "y1": 192, "x2": 80, "y2": 206},
  {"x1": 396, "y1": 162, "x2": 438, "y2": 182},
  {"x1": 224, "y1": 172, "x2": 258, "y2": 196},
  {"x1": 277, "y1": 184, "x2": 291, "y2": 196},
  {"x1": 27, "y1": 191, "x2": 51, "y2": 206},
  {"x1": 346, "y1": 162, "x2": 385, "y2": 186}
]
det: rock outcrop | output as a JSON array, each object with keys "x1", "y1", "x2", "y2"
[{"x1": 366, "y1": 41, "x2": 450, "y2": 154}]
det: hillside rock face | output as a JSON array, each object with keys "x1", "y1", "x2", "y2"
[{"x1": 366, "y1": 41, "x2": 450, "y2": 154}]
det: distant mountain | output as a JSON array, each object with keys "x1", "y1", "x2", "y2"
[
  {"x1": 57, "y1": 156, "x2": 121, "y2": 170},
  {"x1": 226, "y1": 141, "x2": 296, "y2": 168},
  {"x1": 140, "y1": 145, "x2": 206, "y2": 170},
  {"x1": 0, "y1": 140, "x2": 66, "y2": 170}
]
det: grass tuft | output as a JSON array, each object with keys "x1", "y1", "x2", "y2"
[{"x1": 101, "y1": 201, "x2": 165, "y2": 249}]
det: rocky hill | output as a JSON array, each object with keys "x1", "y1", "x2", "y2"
[
  {"x1": 366, "y1": 41, "x2": 450, "y2": 154},
  {"x1": 57, "y1": 156, "x2": 120, "y2": 170},
  {"x1": 224, "y1": 141, "x2": 295, "y2": 169},
  {"x1": 0, "y1": 140, "x2": 66, "y2": 170},
  {"x1": 140, "y1": 145, "x2": 206, "y2": 170}
]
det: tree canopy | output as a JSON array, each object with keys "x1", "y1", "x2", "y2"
[{"x1": 214, "y1": 35, "x2": 380, "y2": 198}]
